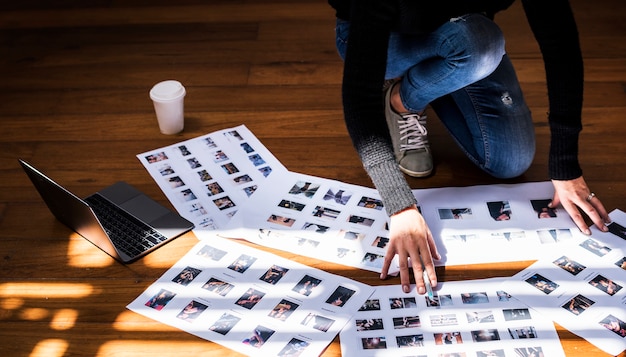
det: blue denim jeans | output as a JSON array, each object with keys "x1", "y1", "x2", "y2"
[{"x1": 335, "y1": 13, "x2": 535, "y2": 179}]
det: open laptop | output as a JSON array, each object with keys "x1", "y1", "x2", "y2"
[{"x1": 19, "y1": 159, "x2": 194, "y2": 263}]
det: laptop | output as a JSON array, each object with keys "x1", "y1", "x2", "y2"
[{"x1": 19, "y1": 159, "x2": 194, "y2": 263}]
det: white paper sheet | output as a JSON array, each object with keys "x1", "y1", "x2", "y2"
[
  {"x1": 136, "y1": 124, "x2": 288, "y2": 230},
  {"x1": 500, "y1": 209, "x2": 626, "y2": 355},
  {"x1": 340, "y1": 278, "x2": 565, "y2": 357},
  {"x1": 127, "y1": 234, "x2": 375, "y2": 357}
]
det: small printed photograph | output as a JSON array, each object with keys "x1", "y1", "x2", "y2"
[
  {"x1": 356, "y1": 318, "x2": 385, "y2": 331},
  {"x1": 337, "y1": 248, "x2": 351, "y2": 259},
  {"x1": 392, "y1": 315, "x2": 420, "y2": 329},
  {"x1": 443, "y1": 233, "x2": 479, "y2": 243},
  {"x1": 580, "y1": 238, "x2": 612, "y2": 257},
  {"x1": 396, "y1": 334, "x2": 424, "y2": 348},
  {"x1": 267, "y1": 214, "x2": 296, "y2": 227},
  {"x1": 233, "y1": 174, "x2": 253, "y2": 185},
  {"x1": 470, "y1": 329, "x2": 500, "y2": 342},
  {"x1": 240, "y1": 142, "x2": 254, "y2": 153},
  {"x1": 189, "y1": 203, "x2": 207, "y2": 216},
  {"x1": 362, "y1": 252, "x2": 384, "y2": 269},
  {"x1": 176, "y1": 300, "x2": 208, "y2": 322},
  {"x1": 496, "y1": 290, "x2": 512, "y2": 301},
  {"x1": 177, "y1": 145, "x2": 191, "y2": 156},
  {"x1": 248, "y1": 153, "x2": 265, "y2": 166},
  {"x1": 477, "y1": 349, "x2": 505, "y2": 357},
  {"x1": 301, "y1": 313, "x2": 335, "y2": 332},
  {"x1": 438, "y1": 208, "x2": 473, "y2": 220},
  {"x1": 608, "y1": 221, "x2": 626, "y2": 239},
  {"x1": 490, "y1": 230, "x2": 526, "y2": 241},
  {"x1": 466, "y1": 310, "x2": 495, "y2": 324},
  {"x1": 278, "y1": 199, "x2": 306, "y2": 212},
  {"x1": 277, "y1": 338, "x2": 309, "y2": 357},
  {"x1": 187, "y1": 157, "x2": 202, "y2": 169},
  {"x1": 371, "y1": 236, "x2": 389, "y2": 249},
  {"x1": 599, "y1": 314, "x2": 626, "y2": 337},
  {"x1": 553, "y1": 255, "x2": 586, "y2": 275},
  {"x1": 235, "y1": 287, "x2": 265, "y2": 309},
  {"x1": 509, "y1": 326, "x2": 537, "y2": 339},
  {"x1": 158, "y1": 164, "x2": 175, "y2": 176},
  {"x1": 514, "y1": 347, "x2": 544, "y2": 357},
  {"x1": 487, "y1": 200, "x2": 512, "y2": 221},
  {"x1": 145, "y1": 289, "x2": 176, "y2": 311},
  {"x1": 242, "y1": 325, "x2": 275, "y2": 348},
  {"x1": 339, "y1": 230, "x2": 365, "y2": 241},
  {"x1": 146, "y1": 151, "x2": 168, "y2": 163},
  {"x1": 426, "y1": 294, "x2": 453, "y2": 307},
  {"x1": 589, "y1": 274, "x2": 622, "y2": 296},
  {"x1": 302, "y1": 222, "x2": 329, "y2": 234},
  {"x1": 269, "y1": 299, "x2": 299, "y2": 321},
  {"x1": 562, "y1": 294, "x2": 595, "y2": 316},
  {"x1": 243, "y1": 185, "x2": 258, "y2": 197},
  {"x1": 259, "y1": 264, "x2": 289, "y2": 285},
  {"x1": 615, "y1": 257, "x2": 626, "y2": 270},
  {"x1": 201, "y1": 277, "x2": 234, "y2": 296},
  {"x1": 537, "y1": 228, "x2": 573, "y2": 243},
  {"x1": 209, "y1": 313, "x2": 241, "y2": 335},
  {"x1": 178, "y1": 188, "x2": 197, "y2": 202},
  {"x1": 312, "y1": 205, "x2": 341, "y2": 220},
  {"x1": 172, "y1": 266, "x2": 202, "y2": 286},
  {"x1": 525, "y1": 273, "x2": 559, "y2": 294},
  {"x1": 213, "y1": 196, "x2": 236, "y2": 210},
  {"x1": 531, "y1": 199, "x2": 557, "y2": 218},
  {"x1": 434, "y1": 331, "x2": 462, "y2": 345},
  {"x1": 212, "y1": 150, "x2": 228, "y2": 163},
  {"x1": 258, "y1": 166, "x2": 272, "y2": 177},
  {"x1": 206, "y1": 182, "x2": 224, "y2": 196},
  {"x1": 228, "y1": 254, "x2": 257, "y2": 273},
  {"x1": 197, "y1": 169, "x2": 212, "y2": 182},
  {"x1": 325, "y1": 285, "x2": 356, "y2": 307},
  {"x1": 503, "y1": 308, "x2": 532, "y2": 321},
  {"x1": 348, "y1": 214, "x2": 375, "y2": 227},
  {"x1": 358, "y1": 196, "x2": 384, "y2": 210},
  {"x1": 288, "y1": 181, "x2": 320, "y2": 198},
  {"x1": 361, "y1": 337, "x2": 387, "y2": 350},
  {"x1": 297, "y1": 237, "x2": 320, "y2": 248},
  {"x1": 203, "y1": 137, "x2": 217, "y2": 148},
  {"x1": 460, "y1": 292, "x2": 489, "y2": 304},
  {"x1": 293, "y1": 275, "x2": 322, "y2": 296},
  {"x1": 167, "y1": 176, "x2": 185, "y2": 188},
  {"x1": 196, "y1": 244, "x2": 227, "y2": 261},
  {"x1": 430, "y1": 313, "x2": 459, "y2": 327},
  {"x1": 221, "y1": 162, "x2": 239, "y2": 175},
  {"x1": 358, "y1": 299, "x2": 381, "y2": 311},
  {"x1": 226, "y1": 129, "x2": 244, "y2": 141},
  {"x1": 389, "y1": 297, "x2": 417, "y2": 309},
  {"x1": 323, "y1": 187, "x2": 352, "y2": 205}
]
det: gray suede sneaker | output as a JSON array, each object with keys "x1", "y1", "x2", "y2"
[{"x1": 384, "y1": 83, "x2": 433, "y2": 177}]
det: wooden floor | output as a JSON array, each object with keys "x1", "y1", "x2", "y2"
[{"x1": 1, "y1": 0, "x2": 625, "y2": 356}]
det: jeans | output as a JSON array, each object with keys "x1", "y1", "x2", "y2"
[{"x1": 335, "y1": 13, "x2": 535, "y2": 179}]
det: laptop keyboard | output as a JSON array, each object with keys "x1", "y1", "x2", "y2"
[{"x1": 85, "y1": 194, "x2": 168, "y2": 258}]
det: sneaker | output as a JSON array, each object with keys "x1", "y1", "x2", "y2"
[{"x1": 384, "y1": 83, "x2": 433, "y2": 177}]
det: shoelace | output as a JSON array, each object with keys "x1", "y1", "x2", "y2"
[{"x1": 398, "y1": 114, "x2": 429, "y2": 151}]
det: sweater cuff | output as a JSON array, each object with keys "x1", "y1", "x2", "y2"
[
  {"x1": 548, "y1": 121, "x2": 582, "y2": 180},
  {"x1": 365, "y1": 160, "x2": 417, "y2": 216}
]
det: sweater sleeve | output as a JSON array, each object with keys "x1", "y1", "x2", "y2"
[
  {"x1": 341, "y1": 0, "x2": 417, "y2": 216},
  {"x1": 521, "y1": 0, "x2": 584, "y2": 180}
]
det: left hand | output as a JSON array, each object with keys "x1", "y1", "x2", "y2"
[{"x1": 550, "y1": 176, "x2": 611, "y2": 235}]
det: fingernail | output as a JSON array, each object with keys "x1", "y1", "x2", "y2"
[
  {"x1": 417, "y1": 286, "x2": 425, "y2": 295},
  {"x1": 380, "y1": 273, "x2": 385, "y2": 280},
  {"x1": 584, "y1": 229, "x2": 591, "y2": 235},
  {"x1": 403, "y1": 285, "x2": 410, "y2": 293},
  {"x1": 602, "y1": 226, "x2": 609, "y2": 232}
]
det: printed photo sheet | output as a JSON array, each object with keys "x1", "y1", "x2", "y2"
[
  {"x1": 340, "y1": 278, "x2": 565, "y2": 357},
  {"x1": 500, "y1": 209, "x2": 626, "y2": 356},
  {"x1": 218, "y1": 170, "x2": 578, "y2": 273},
  {"x1": 126, "y1": 234, "x2": 375, "y2": 357},
  {"x1": 136, "y1": 124, "x2": 288, "y2": 230}
]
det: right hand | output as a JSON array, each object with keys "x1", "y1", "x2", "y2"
[{"x1": 381, "y1": 205, "x2": 441, "y2": 294}]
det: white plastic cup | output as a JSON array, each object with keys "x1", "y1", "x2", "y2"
[{"x1": 149, "y1": 80, "x2": 186, "y2": 135}]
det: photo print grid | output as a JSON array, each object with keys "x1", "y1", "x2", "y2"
[
  {"x1": 340, "y1": 278, "x2": 566, "y2": 357},
  {"x1": 223, "y1": 170, "x2": 396, "y2": 274},
  {"x1": 138, "y1": 125, "x2": 287, "y2": 230},
  {"x1": 501, "y1": 209, "x2": 626, "y2": 356},
  {"x1": 127, "y1": 234, "x2": 375, "y2": 357}
]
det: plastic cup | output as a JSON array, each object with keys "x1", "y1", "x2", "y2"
[{"x1": 149, "y1": 80, "x2": 186, "y2": 135}]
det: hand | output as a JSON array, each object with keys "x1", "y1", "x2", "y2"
[
  {"x1": 381, "y1": 205, "x2": 441, "y2": 294},
  {"x1": 550, "y1": 177, "x2": 611, "y2": 235}
]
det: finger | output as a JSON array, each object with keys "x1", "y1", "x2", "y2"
[
  {"x1": 411, "y1": 256, "x2": 426, "y2": 295},
  {"x1": 380, "y1": 248, "x2": 395, "y2": 280},
  {"x1": 397, "y1": 253, "x2": 411, "y2": 293},
  {"x1": 549, "y1": 190, "x2": 561, "y2": 208},
  {"x1": 561, "y1": 200, "x2": 591, "y2": 235},
  {"x1": 585, "y1": 196, "x2": 610, "y2": 232}
]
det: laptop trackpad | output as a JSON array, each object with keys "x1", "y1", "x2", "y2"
[{"x1": 120, "y1": 194, "x2": 170, "y2": 222}]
